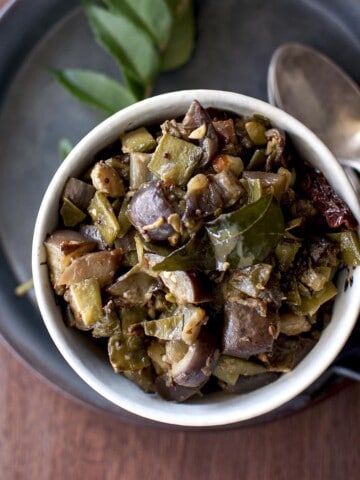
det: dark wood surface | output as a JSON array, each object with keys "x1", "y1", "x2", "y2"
[
  {"x1": 0, "y1": 1, "x2": 359, "y2": 478},
  {"x1": 1, "y1": 338, "x2": 360, "y2": 480}
]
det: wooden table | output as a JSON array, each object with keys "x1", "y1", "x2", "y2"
[
  {"x1": 0, "y1": 1, "x2": 359, "y2": 478},
  {"x1": 1, "y1": 339, "x2": 360, "y2": 480}
]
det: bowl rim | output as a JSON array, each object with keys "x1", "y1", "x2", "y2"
[{"x1": 32, "y1": 89, "x2": 360, "y2": 426}]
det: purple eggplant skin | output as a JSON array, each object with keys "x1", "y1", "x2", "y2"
[
  {"x1": 160, "y1": 270, "x2": 214, "y2": 304},
  {"x1": 171, "y1": 329, "x2": 220, "y2": 388},
  {"x1": 261, "y1": 335, "x2": 317, "y2": 371},
  {"x1": 182, "y1": 100, "x2": 219, "y2": 167},
  {"x1": 155, "y1": 374, "x2": 202, "y2": 402},
  {"x1": 62, "y1": 177, "x2": 96, "y2": 211},
  {"x1": 222, "y1": 301, "x2": 276, "y2": 358},
  {"x1": 126, "y1": 181, "x2": 177, "y2": 242}
]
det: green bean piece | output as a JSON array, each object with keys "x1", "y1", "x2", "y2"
[
  {"x1": 245, "y1": 121, "x2": 267, "y2": 145},
  {"x1": 108, "y1": 331, "x2": 151, "y2": 372},
  {"x1": 92, "y1": 300, "x2": 120, "y2": 338},
  {"x1": 142, "y1": 314, "x2": 184, "y2": 340},
  {"x1": 299, "y1": 268, "x2": 329, "y2": 292},
  {"x1": 148, "y1": 133, "x2": 203, "y2": 185},
  {"x1": 117, "y1": 195, "x2": 132, "y2": 238},
  {"x1": 120, "y1": 127, "x2": 157, "y2": 153},
  {"x1": 88, "y1": 191, "x2": 120, "y2": 246},
  {"x1": 108, "y1": 307, "x2": 151, "y2": 376},
  {"x1": 123, "y1": 367, "x2": 155, "y2": 393},
  {"x1": 292, "y1": 281, "x2": 337, "y2": 316},
  {"x1": 328, "y1": 231, "x2": 360, "y2": 267},
  {"x1": 213, "y1": 356, "x2": 267, "y2": 385},
  {"x1": 229, "y1": 264, "x2": 273, "y2": 298},
  {"x1": 60, "y1": 198, "x2": 86, "y2": 227},
  {"x1": 69, "y1": 278, "x2": 103, "y2": 327},
  {"x1": 247, "y1": 149, "x2": 266, "y2": 170},
  {"x1": 275, "y1": 240, "x2": 301, "y2": 271}
]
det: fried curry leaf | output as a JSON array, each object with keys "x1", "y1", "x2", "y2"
[
  {"x1": 152, "y1": 233, "x2": 216, "y2": 272},
  {"x1": 51, "y1": 69, "x2": 137, "y2": 116},
  {"x1": 84, "y1": 4, "x2": 160, "y2": 86},
  {"x1": 206, "y1": 194, "x2": 284, "y2": 268}
]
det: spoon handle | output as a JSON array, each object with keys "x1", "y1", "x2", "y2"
[
  {"x1": 340, "y1": 159, "x2": 360, "y2": 175},
  {"x1": 343, "y1": 167, "x2": 360, "y2": 199}
]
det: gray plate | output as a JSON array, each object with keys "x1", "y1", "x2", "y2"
[{"x1": 0, "y1": 0, "x2": 359, "y2": 427}]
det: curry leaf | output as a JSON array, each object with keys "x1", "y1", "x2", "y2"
[
  {"x1": 206, "y1": 195, "x2": 285, "y2": 268},
  {"x1": 84, "y1": 4, "x2": 160, "y2": 86},
  {"x1": 161, "y1": 0, "x2": 195, "y2": 71},
  {"x1": 51, "y1": 69, "x2": 137, "y2": 115},
  {"x1": 152, "y1": 233, "x2": 216, "y2": 272},
  {"x1": 122, "y1": 68, "x2": 147, "y2": 100},
  {"x1": 58, "y1": 138, "x2": 73, "y2": 160},
  {"x1": 104, "y1": 0, "x2": 173, "y2": 50}
]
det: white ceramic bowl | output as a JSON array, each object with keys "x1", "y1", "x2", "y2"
[{"x1": 32, "y1": 90, "x2": 360, "y2": 427}]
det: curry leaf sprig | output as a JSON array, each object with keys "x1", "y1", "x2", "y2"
[{"x1": 52, "y1": 0, "x2": 196, "y2": 117}]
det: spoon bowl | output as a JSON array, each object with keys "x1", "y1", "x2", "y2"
[{"x1": 268, "y1": 42, "x2": 360, "y2": 172}]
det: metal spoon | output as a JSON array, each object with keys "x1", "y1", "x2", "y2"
[{"x1": 267, "y1": 42, "x2": 360, "y2": 194}]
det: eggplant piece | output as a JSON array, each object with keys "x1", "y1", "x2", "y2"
[
  {"x1": 213, "y1": 119, "x2": 238, "y2": 146},
  {"x1": 126, "y1": 181, "x2": 177, "y2": 242},
  {"x1": 279, "y1": 311, "x2": 311, "y2": 336},
  {"x1": 114, "y1": 228, "x2": 138, "y2": 267},
  {"x1": 213, "y1": 170, "x2": 244, "y2": 208},
  {"x1": 181, "y1": 100, "x2": 219, "y2": 167},
  {"x1": 182, "y1": 100, "x2": 212, "y2": 129},
  {"x1": 160, "y1": 270, "x2": 213, "y2": 304},
  {"x1": 65, "y1": 278, "x2": 103, "y2": 328},
  {"x1": 44, "y1": 230, "x2": 96, "y2": 290},
  {"x1": 183, "y1": 173, "x2": 224, "y2": 221},
  {"x1": 200, "y1": 123, "x2": 219, "y2": 167},
  {"x1": 79, "y1": 224, "x2": 108, "y2": 250},
  {"x1": 155, "y1": 374, "x2": 202, "y2": 402},
  {"x1": 259, "y1": 335, "x2": 317, "y2": 372},
  {"x1": 107, "y1": 269, "x2": 159, "y2": 306},
  {"x1": 57, "y1": 249, "x2": 122, "y2": 288},
  {"x1": 183, "y1": 170, "x2": 243, "y2": 222},
  {"x1": 171, "y1": 329, "x2": 219, "y2": 388},
  {"x1": 222, "y1": 301, "x2": 276, "y2": 358},
  {"x1": 160, "y1": 119, "x2": 189, "y2": 140},
  {"x1": 62, "y1": 177, "x2": 95, "y2": 211}
]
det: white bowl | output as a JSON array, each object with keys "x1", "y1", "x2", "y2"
[{"x1": 32, "y1": 90, "x2": 360, "y2": 427}]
